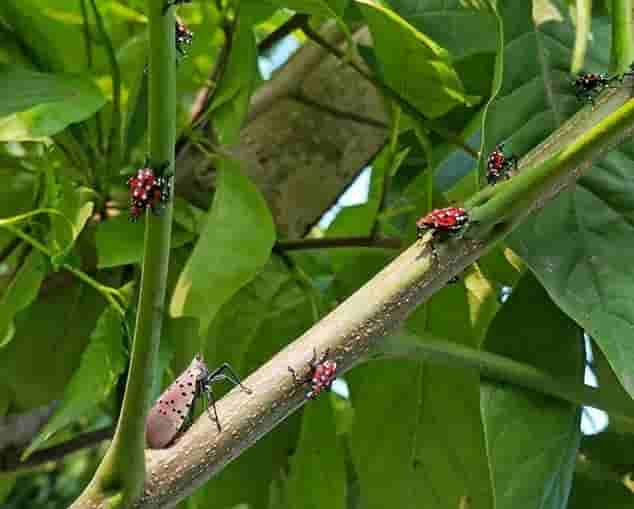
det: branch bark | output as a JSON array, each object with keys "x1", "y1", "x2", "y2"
[
  {"x1": 131, "y1": 92, "x2": 634, "y2": 508},
  {"x1": 175, "y1": 22, "x2": 389, "y2": 238}
]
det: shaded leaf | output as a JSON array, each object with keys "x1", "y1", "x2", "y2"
[
  {"x1": 287, "y1": 397, "x2": 346, "y2": 509},
  {"x1": 170, "y1": 157, "x2": 275, "y2": 335},
  {"x1": 22, "y1": 305, "x2": 126, "y2": 457},
  {"x1": 95, "y1": 215, "x2": 194, "y2": 269},
  {"x1": 568, "y1": 475, "x2": 634, "y2": 508},
  {"x1": 0, "y1": 250, "x2": 47, "y2": 348},
  {"x1": 481, "y1": 274, "x2": 583, "y2": 509},
  {"x1": 356, "y1": 0, "x2": 475, "y2": 118}
]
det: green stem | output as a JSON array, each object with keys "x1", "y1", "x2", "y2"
[
  {"x1": 610, "y1": 0, "x2": 633, "y2": 74},
  {"x1": 466, "y1": 99, "x2": 634, "y2": 239},
  {"x1": 72, "y1": 1, "x2": 176, "y2": 506},
  {"x1": 572, "y1": 0, "x2": 592, "y2": 73},
  {"x1": 380, "y1": 335, "x2": 634, "y2": 428},
  {"x1": 5, "y1": 225, "x2": 125, "y2": 317}
]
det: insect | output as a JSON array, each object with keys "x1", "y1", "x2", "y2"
[
  {"x1": 486, "y1": 144, "x2": 518, "y2": 185},
  {"x1": 416, "y1": 207, "x2": 469, "y2": 239},
  {"x1": 163, "y1": 0, "x2": 192, "y2": 14},
  {"x1": 175, "y1": 20, "x2": 193, "y2": 57},
  {"x1": 127, "y1": 161, "x2": 171, "y2": 221},
  {"x1": 572, "y1": 72, "x2": 621, "y2": 105},
  {"x1": 146, "y1": 355, "x2": 252, "y2": 449},
  {"x1": 289, "y1": 349, "x2": 337, "y2": 400}
]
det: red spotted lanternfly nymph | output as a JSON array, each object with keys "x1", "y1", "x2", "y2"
[{"x1": 145, "y1": 355, "x2": 252, "y2": 449}]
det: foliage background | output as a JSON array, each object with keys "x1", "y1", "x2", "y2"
[{"x1": 1, "y1": 0, "x2": 634, "y2": 508}]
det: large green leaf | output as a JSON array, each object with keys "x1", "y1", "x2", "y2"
[
  {"x1": 471, "y1": 2, "x2": 634, "y2": 400},
  {"x1": 95, "y1": 215, "x2": 194, "y2": 269},
  {"x1": 0, "y1": 66, "x2": 106, "y2": 141},
  {"x1": 0, "y1": 281, "x2": 106, "y2": 411},
  {"x1": 349, "y1": 279, "x2": 496, "y2": 509},
  {"x1": 384, "y1": 0, "x2": 499, "y2": 59},
  {"x1": 0, "y1": 66, "x2": 104, "y2": 118},
  {"x1": 22, "y1": 305, "x2": 126, "y2": 457},
  {"x1": 480, "y1": 274, "x2": 584, "y2": 509},
  {"x1": 170, "y1": 157, "x2": 275, "y2": 335},
  {"x1": 0, "y1": 250, "x2": 47, "y2": 348},
  {"x1": 287, "y1": 397, "x2": 346, "y2": 509},
  {"x1": 356, "y1": 0, "x2": 475, "y2": 118},
  {"x1": 568, "y1": 475, "x2": 634, "y2": 508}
]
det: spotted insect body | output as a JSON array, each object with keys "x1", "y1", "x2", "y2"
[
  {"x1": 146, "y1": 356, "x2": 252, "y2": 449},
  {"x1": 146, "y1": 356, "x2": 207, "y2": 449}
]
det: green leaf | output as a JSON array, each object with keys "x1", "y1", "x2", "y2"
[
  {"x1": 480, "y1": 274, "x2": 583, "y2": 509},
  {"x1": 170, "y1": 157, "x2": 276, "y2": 335},
  {"x1": 384, "y1": 0, "x2": 498, "y2": 59},
  {"x1": 0, "y1": 250, "x2": 47, "y2": 348},
  {"x1": 568, "y1": 475, "x2": 634, "y2": 508},
  {"x1": 349, "y1": 280, "x2": 496, "y2": 509},
  {"x1": 0, "y1": 66, "x2": 106, "y2": 141},
  {"x1": 210, "y1": 12, "x2": 257, "y2": 145},
  {"x1": 48, "y1": 177, "x2": 94, "y2": 257},
  {"x1": 356, "y1": 0, "x2": 474, "y2": 118},
  {"x1": 95, "y1": 215, "x2": 195, "y2": 269},
  {"x1": 287, "y1": 397, "x2": 346, "y2": 509},
  {"x1": 0, "y1": 280, "x2": 106, "y2": 411},
  {"x1": 22, "y1": 305, "x2": 126, "y2": 458}
]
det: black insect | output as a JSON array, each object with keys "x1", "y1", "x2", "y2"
[
  {"x1": 486, "y1": 144, "x2": 518, "y2": 185},
  {"x1": 572, "y1": 72, "x2": 620, "y2": 105}
]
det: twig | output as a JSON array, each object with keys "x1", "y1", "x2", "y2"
[
  {"x1": 1, "y1": 427, "x2": 113, "y2": 474},
  {"x1": 276, "y1": 236, "x2": 401, "y2": 251},
  {"x1": 290, "y1": 93, "x2": 388, "y2": 128},
  {"x1": 298, "y1": 17, "x2": 479, "y2": 159},
  {"x1": 89, "y1": 0, "x2": 122, "y2": 173},
  {"x1": 0, "y1": 237, "x2": 21, "y2": 264},
  {"x1": 258, "y1": 13, "x2": 307, "y2": 54}
]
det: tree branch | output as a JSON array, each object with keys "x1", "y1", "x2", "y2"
[
  {"x1": 132, "y1": 93, "x2": 634, "y2": 508},
  {"x1": 276, "y1": 236, "x2": 401, "y2": 251},
  {"x1": 258, "y1": 13, "x2": 307, "y2": 54},
  {"x1": 290, "y1": 92, "x2": 388, "y2": 128},
  {"x1": 297, "y1": 17, "x2": 479, "y2": 159},
  {"x1": 1, "y1": 427, "x2": 113, "y2": 474}
]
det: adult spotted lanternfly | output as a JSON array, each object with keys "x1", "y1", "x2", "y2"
[
  {"x1": 289, "y1": 349, "x2": 338, "y2": 400},
  {"x1": 486, "y1": 144, "x2": 518, "y2": 185},
  {"x1": 146, "y1": 355, "x2": 252, "y2": 449}
]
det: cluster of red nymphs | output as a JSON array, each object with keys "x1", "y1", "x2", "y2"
[
  {"x1": 127, "y1": 167, "x2": 170, "y2": 221},
  {"x1": 290, "y1": 349, "x2": 338, "y2": 400},
  {"x1": 486, "y1": 144, "x2": 518, "y2": 185},
  {"x1": 175, "y1": 20, "x2": 193, "y2": 56}
]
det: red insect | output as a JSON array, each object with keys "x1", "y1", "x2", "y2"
[
  {"x1": 416, "y1": 207, "x2": 469, "y2": 239},
  {"x1": 486, "y1": 144, "x2": 518, "y2": 185},
  {"x1": 146, "y1": 355, "x2": 251, "y2": 449},
  {"x1": 289, "y1": 349, "x2": 337, "y2": 400},
  {"x1": 127, "y1": 162, "x2": 171, "y2": 221}
]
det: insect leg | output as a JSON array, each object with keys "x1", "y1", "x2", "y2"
[{"x1": 206, "y1": 363, "x2": 252, "y2": 394}]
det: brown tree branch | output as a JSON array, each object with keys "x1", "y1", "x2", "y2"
[
  {"x1": 276, "y1": 236, "x2": 402, "y2": 251},
  {"x1": 258, "y1": 13, "x2": 307, "y2": 54},
  {"x1": 0, "y1": 427, "x2": 113, "y2": 474}
]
